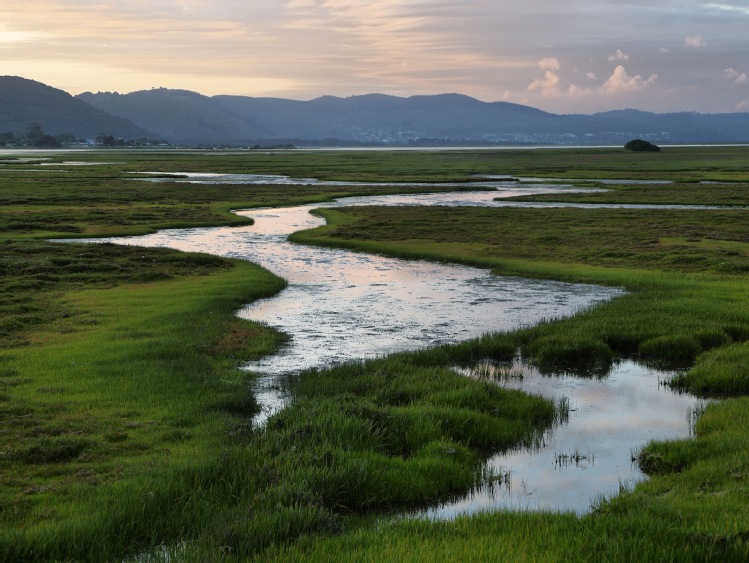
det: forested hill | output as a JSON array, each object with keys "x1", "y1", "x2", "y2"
[{"x1": 0, "y1": 76, "x2": 158, "y2": 141}]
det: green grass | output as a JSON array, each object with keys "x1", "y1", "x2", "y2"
[
  {"x1": 261, "y1": 510, "x2": 747, "y2": 562},
  {"x1": 3, "y1": 146, "x2": 749, "y2": 561},
  {"x1": 1, "y1": 280, "x2": 556, "y2": 559},
  {"x1": 0, "y1": 248, "x2": 289, "y2": 558},
  {"x1": 293, "y1": 205, "x2": 749, "y2": 275},
  {"x1": 257, "y1": 148, "x2": 749, "y2": 561},
  {"x1": 0, "y1": 150, "x2": 562, "y2": 560},
  {"x1": 509, "y1": 181, "x2": 749, "y2": 206},
  {"x1": 3, "y1": 146, "x2": 749, "y2": 234}
]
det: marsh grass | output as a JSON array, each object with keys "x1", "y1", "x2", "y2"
[
  {"x1": 268, "y1": 147, "x2": 749, "y2": 561},
  {"x1": 295, "y1": 206, "x2": 749, "y2": 275},
  {"x1": 260, "y1": 509, "x2": 747, "y2": 562},
  {"x1": 4, "y1": 147, "x2": 749, "y2": 560},
  {"x1": 1, "y1": 151, "x2": 570, "y2": 560},
  {"x1": 0, "y1": 246, "x2": 290, "y2": 560}
]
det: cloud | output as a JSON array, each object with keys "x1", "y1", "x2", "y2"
[
  {"x1": 566, "y1": 64, "x2": 658, "y2": 101},
  {"x1": 602, "y1": 65, "x2": 657, "y2": 93},
  {"x1": 528, "y1": 70, "x2": 561, "y2": 96},
  {"x1": 684, "y1": 35, "x2": 707, "y2": 48},
  {"x1": 608, "y1": 49, "x2": 629, "y2": 62},
  {"x1": 0, "y1": 24, "x2": 47, "y2": 44},
  {"x1": 528, "y1": 58, "x2": 562, "y2": 96},
  {"x1": 706, "y1": 3, "x2": 749, "y2": 16},
  {"x1": 568, "y1": 84, "x2": 586, "y2": 98},
  {"x1": 723, "y1": 68, "x2": 748, "y2": 84},
  {"x1": 538, "y1": 57, "x2": 561, "y2": 72},
  {"x1": 737, "y1": 99, "x2": 749, "y2": 111},
  {"x1": 0, "y1": 1, "x2": 747, "y2": 113}
]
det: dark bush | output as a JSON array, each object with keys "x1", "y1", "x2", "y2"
[{"x1": 625, "y1": 139, "x2": 661, "y2": 152}]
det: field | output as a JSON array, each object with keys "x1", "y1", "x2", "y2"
[{"x1": 1, "y1": 147, "x2": 749, "y2": 561}]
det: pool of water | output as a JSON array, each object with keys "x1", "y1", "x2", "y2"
[{"x1": 417, "y1": 359, "x2": 704, "y2": 516}]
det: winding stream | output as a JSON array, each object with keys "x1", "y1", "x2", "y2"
[{"x1": 87, "y1": 176, "x2": 703, "y2": 515}]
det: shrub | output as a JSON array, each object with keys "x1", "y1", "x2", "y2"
[{"x1": 624, "y1": 139, "x2": 661, "y2": 152}]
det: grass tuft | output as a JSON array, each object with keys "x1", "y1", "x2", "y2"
[{"x1": 524, "y1": 336, "x2": 614, "y2": 373}]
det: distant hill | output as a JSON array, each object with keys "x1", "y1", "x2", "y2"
[
  {"x1": 77, "y1": 89, "x2": 574, "y2": 145},
  {"x1": 0, "y1": 76, "x2": 158, "y2": 141},
  {"x1": 4, "y1": 76, "x2": 749, "y2": 146},
  {"x1": 77, "y1": 87, "x2": 749, "y2": 146},
  {"x1": 208, "y1": 93, "x2": 562, "y2": 143},
  {"x1": 76, "y1": 88, "x2": 268, "y2": 144}
]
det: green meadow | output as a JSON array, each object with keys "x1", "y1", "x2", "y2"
[{"x1": 2, "y1": 147, "x2": 749, "y2": 561}]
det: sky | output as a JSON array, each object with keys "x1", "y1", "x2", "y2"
[{"x1": 1, "y1": 1, "x2": 748, "y2": 114}]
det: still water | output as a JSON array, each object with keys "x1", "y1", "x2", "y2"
[
  {"x1": 420, "y1": 359, "x2": 703, "y2": 516},
  {"x1": 89, "y1": 180, "x2": 702, "y2": 515}
]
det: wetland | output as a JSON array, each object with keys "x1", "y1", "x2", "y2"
[
  {"x1": 87, "y1": 185, "x2": 704, "y2": 516},
  {"x1": 2, "y1": 147, "x2": 749, "y2": 561}
]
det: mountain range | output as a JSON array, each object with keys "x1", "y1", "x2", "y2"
[{"x1": 2, "y1": 75, "x2": 749, "y2": 146}]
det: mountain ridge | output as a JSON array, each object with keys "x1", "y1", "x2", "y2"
[
  {"x1": 2, "y1": 76, "x2": 748, "y2": 146},
  {"x1": 81, "y1": 87, "x2": 749, "y2": 145}
]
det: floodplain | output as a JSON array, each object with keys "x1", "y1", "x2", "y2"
[{"x1": 2, "y1": 147, "x2": 749, "y2": 561}]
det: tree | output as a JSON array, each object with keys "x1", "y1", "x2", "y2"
[
  {"x1": 0, "y1": 131, "x2": 16, "y2": 146},
  {"x1": 96, "y1": 134, "x2": 116, "y2": 146},
  {"x1": 56, "y1": 133, "x2": 77, "y2": 144},
  {"x1": 34, "y1": 134, "x2": 61, "y2": 148},
  {"x1": 25, "y1": 122, "x2": 44, "y2": 145},
  {"x1": 624, "y1": 139, "x2": 661, "y2": 152}
]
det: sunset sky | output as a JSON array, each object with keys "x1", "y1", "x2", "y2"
[{"x1": 2, "y1": 1, "x2": 748, "y2": 114}]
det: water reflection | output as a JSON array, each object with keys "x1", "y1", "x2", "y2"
[{"x1": 413, "y1": 359, "x2": 704, "y2": 516}]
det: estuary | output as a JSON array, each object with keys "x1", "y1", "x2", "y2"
[{"x1": 90, "y1": 181, "x2": 702, "y2": 515}]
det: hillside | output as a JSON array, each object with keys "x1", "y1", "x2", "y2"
[
  {"x1": 79, "y1": 88, "x2": 749, "y2": 146},
  {"x1": 78, "y1": 89, "x2": 574, "y2": 145},
  {"x1": 0, "y1": 76, "x2": 158, "y2": 141},
  {"x1": 209, "y1": 93, "x2": 562, "y2": 142},
  {"x1": 76, "y1": 88, "x2": 269, "y2": 144}
]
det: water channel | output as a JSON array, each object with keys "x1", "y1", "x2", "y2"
[{"x1": 87, "y1": 175, "x2": 704, "y2": 516}]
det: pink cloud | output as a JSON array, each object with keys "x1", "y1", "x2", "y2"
[
  {"x1": 528, "y1": 58, "x2": 562, "y2": 96},
  {"x1": 724, "y1": 68, "x2": 748, "y2": 85},
  {"x1": 603, "y1": 65, "x2": 657, "y2": 92},
  {"x1": 608, "y1": 49, "x2": 629, "y2": 62}
]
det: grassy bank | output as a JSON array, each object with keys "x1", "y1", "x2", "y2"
[
  {"x1": 3, "y1": 147, "x2": 749, "y2": 560},
  {"x1": 268, "y1": 152, "x2": 749, "y2": 560},
  {"x1": 0, "y1": 242, "x2": 287, "y2": 559}
]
